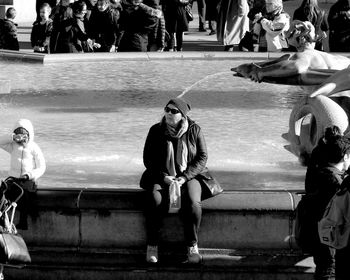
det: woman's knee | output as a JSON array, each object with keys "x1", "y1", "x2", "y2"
[
  {"x1": 147, "y1": 184, "x2": 164, "y2": 207},
  {"x1": 183, "y1": 179, "x2": 202, "y2": 207}
]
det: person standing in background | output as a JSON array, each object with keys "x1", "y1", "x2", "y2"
[
  {"x1": 50, "y1": 0, "x2": 73, "y2": 53},
  {"x1": 293, "y1": 0, "x2": 328, "y2": 51},
  {"x1": 88, "y1": 0, "x2": 120, "y2": 52},
  {"x1": 205, "y1": 0, "x2": 219, "y2": 35},
  {"x1": 328, "y1": 0, "x2": 350, "y2": 52},
  {"x1": 0, "y1": 7, "x2": 19, "y2": 51},
  {"x1": 195, "y1": 0, "x2": 206, "y2": 31},
  {"x1": 163, "y1": 0, "x2": 190, "y2": 51},
  {"x1": 252, "y1": 0, "x2": 290, "y2": 52},
  {"x1": 217, "y1": 0, "x2": 250, "y2": 51},
  {"x1": 118, "y1": 0, "x2": 160, "y2": 52},
  {"x1": 31, "y1": 3, "x2": 53, "y2": 53}
]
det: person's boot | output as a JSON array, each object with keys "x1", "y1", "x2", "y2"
[
  {"x1": 146, "y1": 245, "x2": 158, "y2": 263},
  {"x1": 187, "y1": 244, "x2": 201, "y2": 264},
  {"x1": 199, "y1": 24, "x2": 206, "y2": 32}
]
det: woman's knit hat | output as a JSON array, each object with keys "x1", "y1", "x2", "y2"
[
  {"x1": 265, "y1": 0, "x2": 282, "y2": 6},
  {"x1": 166, "y1": 97, "x2": 191, "y2": 117}
]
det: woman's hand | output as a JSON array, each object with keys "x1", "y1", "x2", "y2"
[
  {"x1": 20, "y1": 174, "x2": 29, "y2": 180},
  {"x1": 253, "y1": 12, "x2": 262, "y2": 23},
  {"x1": 164, "y1": 175, "x2": 175, "y2": 185},
  {"x1": 175, "y1": 176, "x2": 186, "y2": 186}
]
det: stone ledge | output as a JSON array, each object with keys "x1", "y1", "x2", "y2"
[
  {"x1": 35, "y1": 188, "x2": 299, "y2": 211},
  {"x1": 3, "y1": 188, "x2": 308, "y2": 279},
  {"x1": 0, "y1": 49, "x2": 44, "y2": 63},
  {"x1": 18, "y1": 188, "x2": 300, "y2": 250}
]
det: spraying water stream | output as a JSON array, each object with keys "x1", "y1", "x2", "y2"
[{"x1": 177, "y1": 71, "x2": 233, "y2": 98}]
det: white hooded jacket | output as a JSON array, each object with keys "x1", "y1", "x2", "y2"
[{"x1": 0, "y1": 119, "x2": 46, "y2": 181}]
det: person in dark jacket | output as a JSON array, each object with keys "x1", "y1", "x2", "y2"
[
  {"x1": 293, "y1": 0, "x2": 328, "y2": 51},
  {"x1": 0, "y1": 7, "x2": 19, "y2": 51},
  {"x1": 53, "y1": 0, "x2": 97, "y2": 53},
  {"x1": 118, "y1": 0, "x2": 160, "y2": 52},
  {"x1": 162, "y1": 0, "x2": 190, "y2": 51},
  {"x1": 88, "y1": 0, "x2": 120, "y2": 52},
  {"x1": 140, "y1": 97, "x2": 221, "y2": 264},
  {"x1": 85, "y1": 0, "x2": 98, "y2": 20},
  {"x1": 50, "y1": 0, "x2": 73, "y2": 53},
  {"x1": 301, "y1": 129, "x2": 350, "y2": 280},
  {"x1": 31, "y1": 3, "x2": 54, "y2": 54},
  {"x1": 328, "y1": 0, "x2": 350, "y2": 52}
]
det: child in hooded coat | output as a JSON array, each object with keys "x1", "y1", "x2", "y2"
[{"x1": 0, "y1": 119, "x2": 46, "y2": 230}]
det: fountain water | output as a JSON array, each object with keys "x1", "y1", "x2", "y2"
[{"x1": 177, "y1": 71, "x2": 233, "y2": 98}]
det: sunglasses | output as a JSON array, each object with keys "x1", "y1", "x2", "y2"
[{"x1": 164, "y1": 107, "x2": 180, "y2": 114}]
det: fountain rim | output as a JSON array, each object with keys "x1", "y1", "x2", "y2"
[
  {"x1": 0, "y1": 50, "x2": 293, "y2": 64},
  {"x1": 1, "y1": 49, "x2": 349, "y2": 65}
]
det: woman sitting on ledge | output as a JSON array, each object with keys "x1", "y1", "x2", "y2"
[{"x1": 140, "y1": 97, "x2": 222, "y2": 264}]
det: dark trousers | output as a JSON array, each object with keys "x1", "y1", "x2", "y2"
[
  {"x1": 196, "y1": 0, "x2": 206, "y2": 29},
  {"x1": 145, "y1": 179, "x2": 202, "y2": 247},
  {"x1": 4, "y1": 178, "x2": 38, "y2": 230},
  {"x1": 312, "y1": 242, "x2": 335, "y2": 280},
  {"x1": 335, "y1": 246, "x2": 350, "y2": 280},
  {"x1": 168, "y1": 32, "x2": 184, "y2": 51}
]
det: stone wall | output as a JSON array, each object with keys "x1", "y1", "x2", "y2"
[{"x1": 0, "y1": 0, "x2": 36, "y2": 24}]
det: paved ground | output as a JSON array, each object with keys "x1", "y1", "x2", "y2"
[{"x1": 16, "y1": 0, "x2": 334, "y2": 52}]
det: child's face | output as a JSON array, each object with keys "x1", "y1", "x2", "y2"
[
  {"x1": 61, "y1": 0, "x2": 70, "y2": 6},
  {"x1": 11, "y1": 10, "x2": 16, "y2": 19},
  {"x1": 13, "y1": 128, "x2": 29, "y2": 145},
  {"x1": 89, "y1": 0, "x2": 98, "y2": 5},
  {"x1": 40, "y1": 8, "x2": 50, "y2": 20},
  {"x1": 97, "y1": 0, "x2": 108, "y2": 11}
]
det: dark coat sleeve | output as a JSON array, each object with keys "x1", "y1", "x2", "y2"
[
  {"x1": 30, "y1": 22, "x2": 38, "y2": 47},
  {"x1": 182, "y1": 125, "x2": 208, "y2": 181},
  {"x1": 1, "y1": 21, "x2": 19, "y2": 50},
  {"x1": 143, "y1": 124, "x2": 168, "y2": 182}
]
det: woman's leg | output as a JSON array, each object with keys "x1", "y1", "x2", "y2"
[
  {"x1": 145, "y1": 184, "x2": 168, "y2": 246},
  {"x1": 175, "y1": 31, "x2": 183, "y2": 51},
  {"x1": 182, "y1": 179, "x2": 202, "y2": 247}
]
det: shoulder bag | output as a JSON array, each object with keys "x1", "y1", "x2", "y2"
[
  {"x1": 185, "y1": 4, "x2": 193, "y2": 22},
  {"x1": 0, "y1": 232, "x2": 31, "y2": 265}
]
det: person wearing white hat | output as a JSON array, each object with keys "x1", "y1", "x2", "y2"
[
  {"x1": 252, "y1": 0, "x2": 290, "y2": 52},
  {"x1": 0, "y1": 119, "x2": 46, "y2": 230}
]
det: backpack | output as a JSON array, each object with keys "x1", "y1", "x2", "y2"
[{"x1": 318, "y1": 187, "x2": 350, "y2": 249}]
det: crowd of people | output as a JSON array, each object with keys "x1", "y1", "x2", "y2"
[
  {"x1": 0, "y1": 0, "x2": 192, "y2": 53},
  {"x1": 237, "y1": 0, "x2": 350, "y2": 53},
  {"x1": 0, "y1": 0, "x2": 349, "y2": 53}
]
